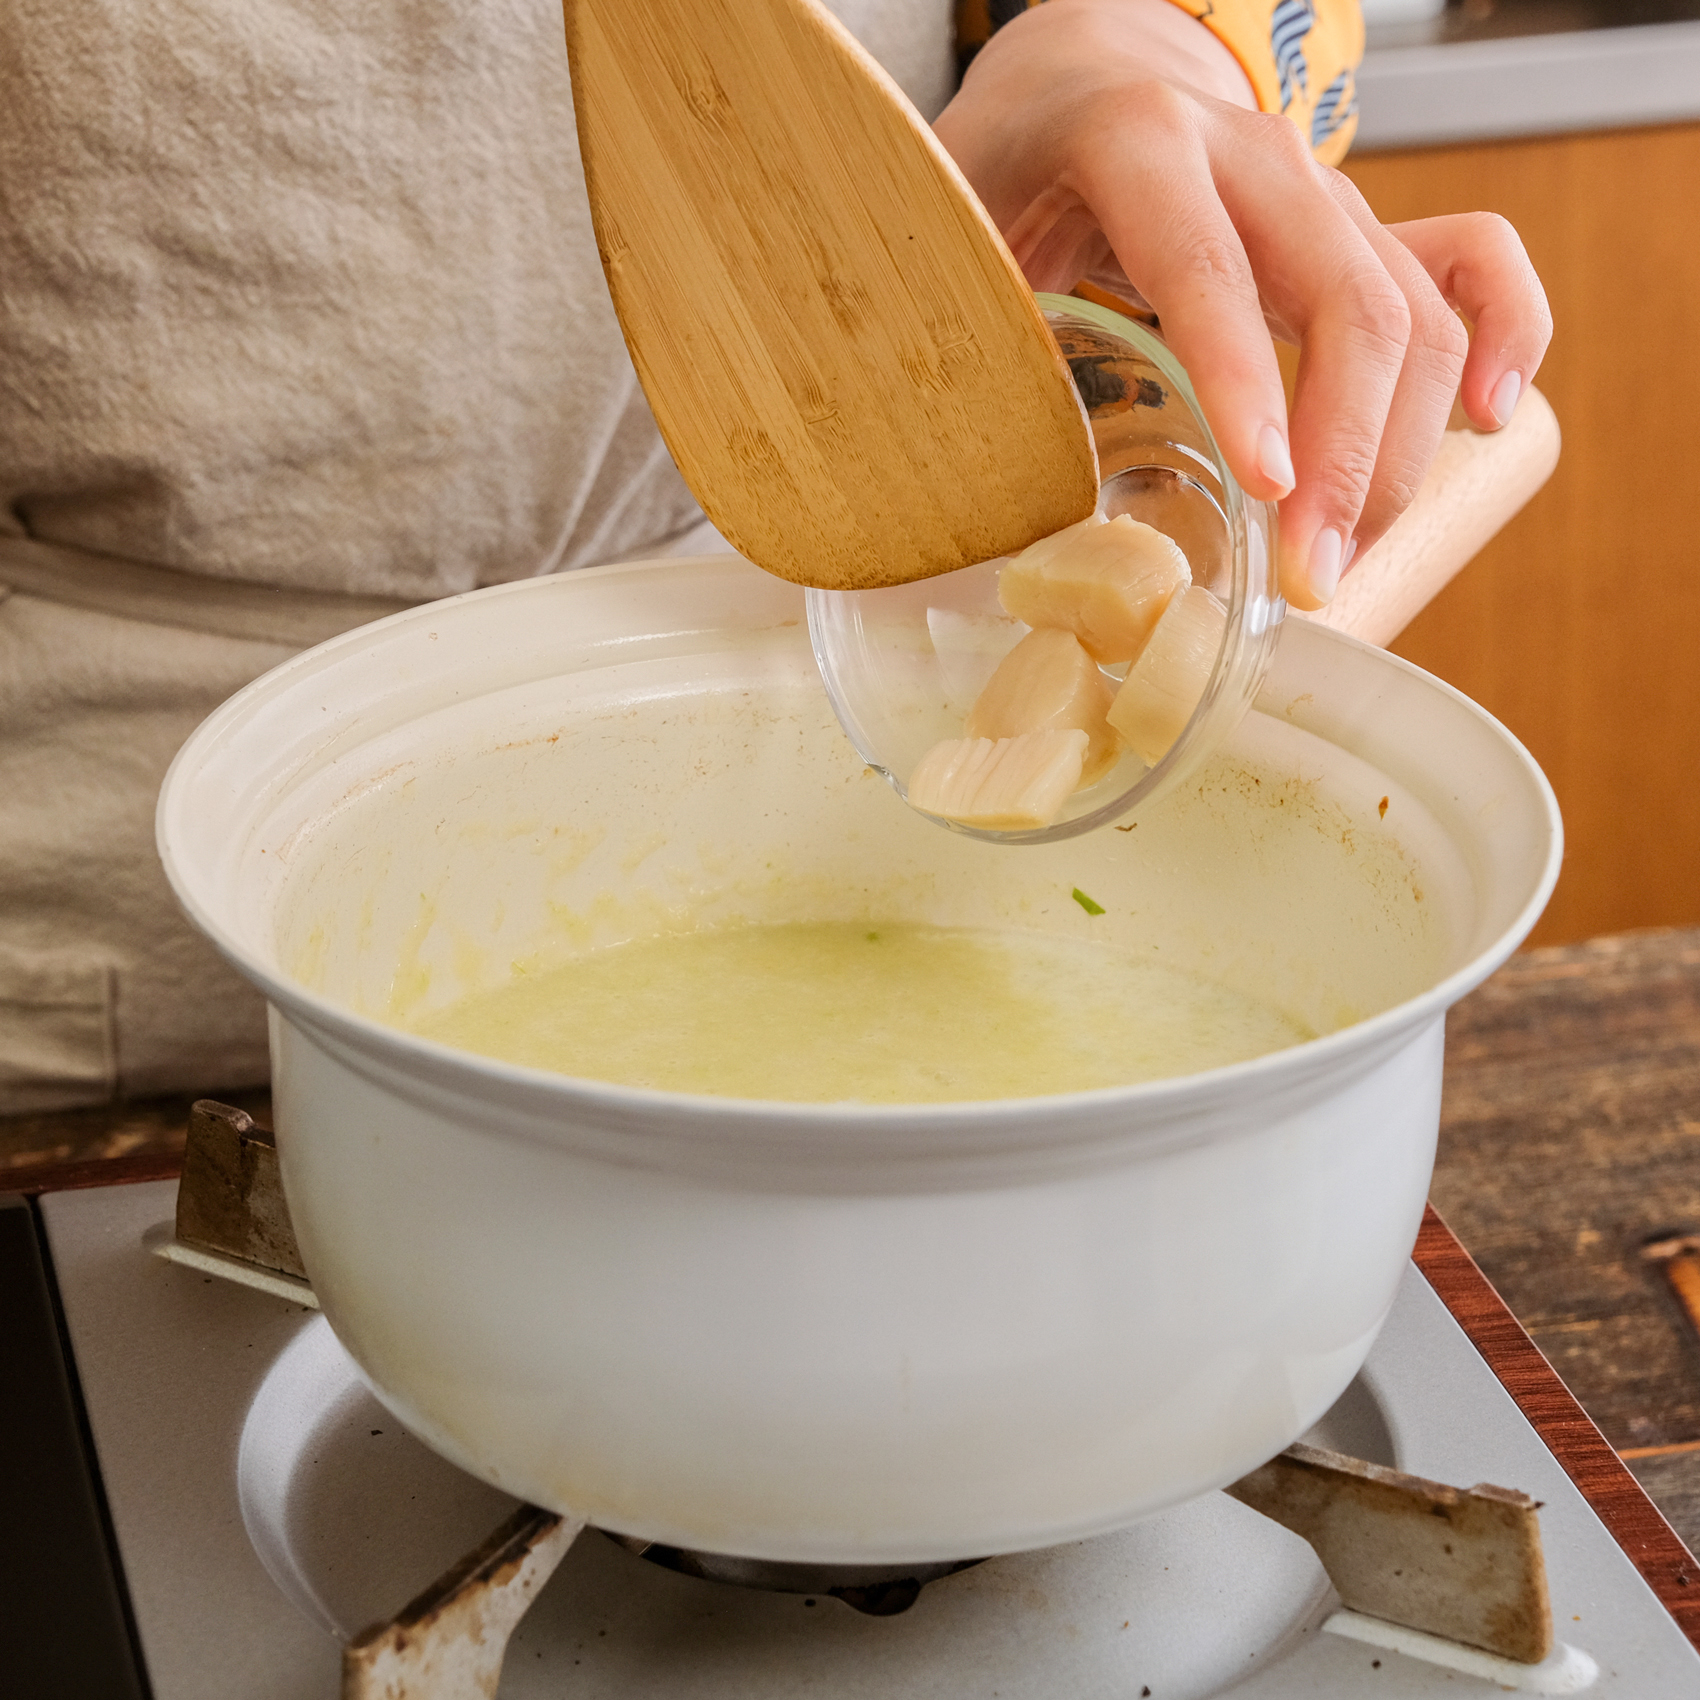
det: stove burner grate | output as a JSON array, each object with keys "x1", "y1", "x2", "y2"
[{"x1": 598, "y1": 1530, "x2": 987, "y2": 1615}]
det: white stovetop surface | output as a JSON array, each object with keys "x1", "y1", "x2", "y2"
[{"x1": 43, "y1": 1181, "x2": 1700, "y2": 1699}]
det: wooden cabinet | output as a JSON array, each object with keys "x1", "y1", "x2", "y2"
[{"x1": 1345, "y1": 123, "x2": 1700, "y2": 946}]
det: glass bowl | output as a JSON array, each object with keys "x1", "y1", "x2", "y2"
[{"x1": 805, "y1": 292, "x2": 1284, "y2": 843}]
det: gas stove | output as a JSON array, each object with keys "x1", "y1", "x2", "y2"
[{"x1": 11, "y1": 1170, "x2": 1700, "y2": 1699}]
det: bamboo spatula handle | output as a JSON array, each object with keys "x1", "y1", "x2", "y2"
[{"x1": 1304, "y1": 387, "x2": 1561, "y2": 649}]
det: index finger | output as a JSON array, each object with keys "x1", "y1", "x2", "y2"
[
  {"x1": 1068, "y1": 84, "x2": 1299, "y2": 508},
  {"x1": 1205, "y1": 116, "x2": 1416, "y2": 609}
]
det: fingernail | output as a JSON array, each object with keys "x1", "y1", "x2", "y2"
[
  {"x1": 1256, "y1": 424, "x2": 1295, "y2": 497},
  {"x1": 1489, "y1": 370, "x2": 1522, "y2": 428},
  {"x1": 1308, "y1": 528, "x2": 1345, "y2": 605}
]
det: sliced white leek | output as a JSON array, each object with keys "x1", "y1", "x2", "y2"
[
  {"x1": 1106, "y1": 585, "x2": 1226, "y2": 765},
  {"x1": 966, "y1": 627, "x2": 1120, "y2": 787},
  {"x1": 1005, "y1": 511, "x2": 1105, "y2": 577},
  {"x1": 998, "y1": 513, "x2": 1190, "y2": 664},
  {"x1": 907, "y1": 730, "x2": 1089, "y2": 829}
]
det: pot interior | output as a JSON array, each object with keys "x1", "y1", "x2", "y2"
[{"x1": 184, "y1": 556, "x2": 1555, "y2": 1096}]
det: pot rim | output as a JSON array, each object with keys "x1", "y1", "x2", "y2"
[{"x1": 157, "y1": 566, "x2": 1562, "y2": 1153}]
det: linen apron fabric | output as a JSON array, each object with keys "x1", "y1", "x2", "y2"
[{"x1": 0, "y1": 0, "x2": 955, "y2": 1114}]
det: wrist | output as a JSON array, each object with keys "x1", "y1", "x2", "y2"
[{"x1": 1037, "y1": 0, "x2": 1258, "y2": 110}]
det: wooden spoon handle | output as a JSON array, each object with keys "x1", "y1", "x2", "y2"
[{"x1": 1305, "y1": 387, "x2": 1561, "y2": 649}]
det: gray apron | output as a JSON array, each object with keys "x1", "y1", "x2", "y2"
[{"x1": 0, "y1": 0, "x2": 953, "y2": 1112}]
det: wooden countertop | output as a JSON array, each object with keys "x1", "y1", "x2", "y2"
[
  {"x1": 6, "y1": 926, "x2": 1700, "y2": 1592},
  {"x1": 1427, "y1": 927, "x2": 1700, "y2": 1552}
]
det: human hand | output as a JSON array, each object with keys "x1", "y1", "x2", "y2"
[{"x1": 933, "y1": 0, "x2": 1553, "y2": 610}]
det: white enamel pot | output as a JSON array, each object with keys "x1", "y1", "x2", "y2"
[{"x1": 157, "y1": 554, "x2": 1560, "y2": 1564}]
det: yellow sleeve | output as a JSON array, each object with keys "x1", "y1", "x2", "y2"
[
  {"x1": 1167, "y1": 0, "x2": 1362, "y2": 164},
  {"x1": 955, "y1": 0, "x2": 1364, "y2": 167}
]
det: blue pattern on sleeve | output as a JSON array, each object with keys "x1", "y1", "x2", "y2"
[
  {"x1": 1309, "y1": 67, "x2": 1357, "y2": 149},
  {"x1": 1270, "y1": 0, "x2": 1315, "y2": 112}
]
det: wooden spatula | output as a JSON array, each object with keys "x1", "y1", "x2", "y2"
[{"x1": 564, "y1": 0, "x2": 1099, "y2": 592}]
